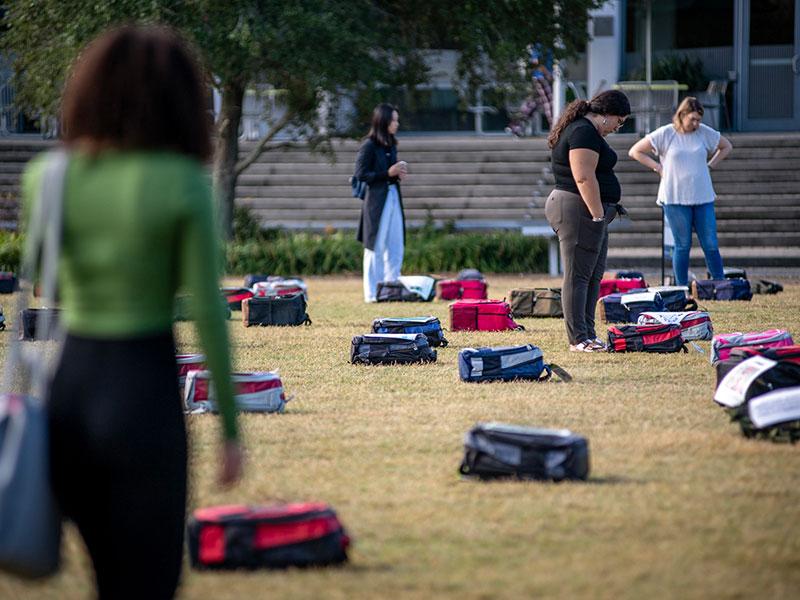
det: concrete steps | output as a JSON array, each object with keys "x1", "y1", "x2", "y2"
[{"x1": 0, "y1": 132, "x2": 798, "y2": 268}]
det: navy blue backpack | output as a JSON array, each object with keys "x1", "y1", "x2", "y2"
[
  {"x1": 349, "y1": 176, "x2": 366, "y2": 200},
  {"x1": 458, "y1": 344, "x2": 571, "y2": 383},
  {"x1": 372, "y1": 316, "x2": 448, "y2": 347},
  {"x1": 692, "y1": 279, "x2": 752, "y2": 301},
  {"x1": 599, "y1": 291, "x2": 665, "y2": 323}
]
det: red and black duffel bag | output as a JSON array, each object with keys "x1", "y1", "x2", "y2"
[
  {"x1": 450, "y1": 299, "x2": 524, "y2": 332},
  {"x1": 607, "y1": 323, "x2": 686, "y2": 353},
  {"x1": 715, "y1": 344, "x2": 800, "y2": 388},
  {"x1": 188, "y1": 502, "x2": 350, "y2": 570},
  {"x1": 222, "y1": 287, "x2": 255, "y2": 311}
]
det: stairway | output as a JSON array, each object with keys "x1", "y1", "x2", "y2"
[
  {"x1": 235, "y1": 132, "x2": 800, "y2": 268},
  {"x1": 1, "y1": 132, "x2": 799, "y2": 267}
]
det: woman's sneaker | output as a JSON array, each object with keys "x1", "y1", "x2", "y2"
[
  {"x1": 569, "y1": 340, "x2": 605, "y2": 352},
  {"x1": 591, "y1": 337, "x2": 608, "y2": 350}
]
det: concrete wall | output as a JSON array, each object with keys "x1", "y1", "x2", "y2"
[{"x1": 587, "y1": 1, "x2": 623, "y2": 96}]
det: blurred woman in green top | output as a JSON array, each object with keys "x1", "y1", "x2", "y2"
[{"x1": 22, "y1": 26, "x2": 243, "y2": 599}]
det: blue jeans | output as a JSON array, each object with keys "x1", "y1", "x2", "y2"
[{"x1": 663, "y1": 202, "x2": 724, "y2": 286}]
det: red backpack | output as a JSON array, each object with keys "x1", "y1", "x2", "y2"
[
  {"x1": 188, "y1": 503, "x2": 350, "y2": 570},
  {"x1": 450, "y1": 299, "x2": 524, "y2": 332},
  {"x1": 438, "y1": 279, "x2": 488, "y2": 300}
]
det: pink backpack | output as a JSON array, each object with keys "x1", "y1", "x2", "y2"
[
  {"x1": 599, "y1": 278, "x2": 647, "y2": 298},
  {"x1": 438, "y1": 279, "x2": 488, "y2": 301},
  {"x1": 710, "y1": 329, "x2": 794, "y2": 365},
  {"x1": 450, "y1": 299, "x2": 524, "y2": 332}
]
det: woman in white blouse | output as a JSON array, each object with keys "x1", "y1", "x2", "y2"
[{"x1": 628, "y1": 97, "x2": 733, "y2": 285}]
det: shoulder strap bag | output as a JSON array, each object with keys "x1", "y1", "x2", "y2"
[{"x1": 0, "y1": 150, "x2": 68, "y2": 578}]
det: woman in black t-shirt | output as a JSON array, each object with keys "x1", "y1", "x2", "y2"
[{"x1": 545, "y1": 90, "x2": 631, "y2": 352}]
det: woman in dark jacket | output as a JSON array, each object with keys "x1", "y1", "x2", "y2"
[
  {"x1": 545, "y1": 90, "x2": 631, "y2": 352},
  {"x1": 354, "y1": 103, "x2": 408, "y2": 302}
]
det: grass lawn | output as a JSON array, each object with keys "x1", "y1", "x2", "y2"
[{"x1": 2, "y1": 274, "x2": 800, "y2": 599}]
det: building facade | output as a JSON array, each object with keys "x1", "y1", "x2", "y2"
[{"x1": 581, "y1": 0, "x2": 799, "y2": 131}]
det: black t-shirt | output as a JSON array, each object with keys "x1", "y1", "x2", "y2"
[{"x1": 551, "y1": 117, "x2": 621, "y2": 202}]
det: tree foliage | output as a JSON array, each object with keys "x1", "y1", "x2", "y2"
[{"x1": 2, "y1": 0, "x2": 599, "y2": 235}]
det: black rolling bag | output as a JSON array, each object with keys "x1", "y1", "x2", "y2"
[{"x1": 459, "y1": 422, "x2": 589, "y2": 481}]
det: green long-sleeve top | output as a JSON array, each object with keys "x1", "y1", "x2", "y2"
[{"x1": 22, "y1": 150, "x2": 238, "y2": 440}]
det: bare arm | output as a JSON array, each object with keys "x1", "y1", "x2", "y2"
[
  {"x1": 708, "y1": 135, "x2": 733, "y2": 169},
  {"x1": 628, "y1": 136, "x2": 663, "y2": 176},
  {"x1": 569, "y1": 148, "x2": 604, "y2": 219}
]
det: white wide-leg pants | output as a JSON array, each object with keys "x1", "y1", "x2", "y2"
[{"x1": 363, "y1": 184, "x2": 404, "y2": 302}]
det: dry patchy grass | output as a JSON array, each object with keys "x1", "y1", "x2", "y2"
[{"x1": 3, "y1": 274, "x2": 800, "y2": 599}]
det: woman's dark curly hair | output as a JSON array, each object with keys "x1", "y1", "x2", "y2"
[
  {"x1": 61, "y1": 25, "x2": 212, "y2": 161},
  {"x1": 547, "y1": 90, "x2": 631, "y2": 148}
]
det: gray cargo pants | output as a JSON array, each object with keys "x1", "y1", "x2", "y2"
[{"x1": 545, "y1": 189, "x2": 616, "y2": 345}]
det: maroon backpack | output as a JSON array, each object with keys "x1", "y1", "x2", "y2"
[
  {"x1": 450, "y1": 299, "x2": 524, "y2": 332},
  {"x1": 188, "y1": 503, "x2": 350, "y2": 570},
  {"x1": 607, "y1": 324, "x2": 686, "y2": 353}
]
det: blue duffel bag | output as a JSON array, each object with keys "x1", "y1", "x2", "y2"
[
  {"x1": 372, "y1": 316, "x2": 448, "y2": 347},
  {"x1": 458, "y1": 344, "x2": 571, "y2": 383},
  {"x1": 692, "y1": 279, "x2": 752, "y2": 301}
]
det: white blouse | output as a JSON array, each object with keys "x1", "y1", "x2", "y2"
[{"x1": 647, "y1": 123, "x2": 721, "y2": 206}]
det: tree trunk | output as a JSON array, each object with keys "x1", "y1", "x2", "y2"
[{"x1": 213, "y1": 81, "x2": 245, "y2": 239}]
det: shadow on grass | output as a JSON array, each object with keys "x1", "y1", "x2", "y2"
[
  {"x1": 341, "y1": 562, "x2": 395, "y2": 574},
  {"x1": 457, "y1": 474, "x2": 644, "y2": 485},
  {"x1": 280, "y1": 408, "x2": 317, "y2": 415},
  {"x1": 585, "y1": 475, "x2": 644, "y2": 485}
]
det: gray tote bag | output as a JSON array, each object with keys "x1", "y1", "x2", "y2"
[{"x1": 0, "y1": 150, "x2": 68, "y2": 578}]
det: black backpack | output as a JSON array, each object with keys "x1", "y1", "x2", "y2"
[
  {"x1": 714, "y1": 357, "x2": 800, "y2": 442},
  {"x1": 0, "y1": 272, "x2": 17, "y2": 294},
  {"x1": 459, "y1": 423, "x2": 589, "y2": 481},
  {"x1": 456, "y1": 268, "x2": 485, "y2": 281},
  {"x1": 350, "y1": 333, "x2": 437, "y2": 364},
  {"x1": 19, "y1": 308, "x2": 61, "y2": 341},
  {"x1": 242, "y1": 294, "x2": 311, "y2": 327},
  {"x1": 753, "y1": 279, "x2": 783, "y2": 295}
]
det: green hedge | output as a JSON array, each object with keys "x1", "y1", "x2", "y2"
[
  {"x1": 226, "y1": 229, "x2": 548, "y2": 275},
  {"x1": 0, "y1": 231, "x2": 23, "y2": 271},
  {"x1": 0, "y1": 215, "x2": 550, "y2": 276}
]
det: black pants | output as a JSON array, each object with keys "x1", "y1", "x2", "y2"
[
  {"x1": 48, "y1": 332, "x2": 187, "y2": 600},
  {"x1": 545, "y1": 190, "x2": 615, "y2": 345}
]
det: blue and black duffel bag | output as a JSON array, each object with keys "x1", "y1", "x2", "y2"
[
  {"x1": 599, "y1": 290, "x2": 666, "y2": 323},
  {"x1": 372, "y1": 316, "x2": 448, "y2": 347},
  {"x1": 458, "y1": 344, "x2": 571, "y2": 383}
]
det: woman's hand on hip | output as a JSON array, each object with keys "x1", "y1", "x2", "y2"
[{"x1": 218, "y1": 439, "x2": 244, "y2": 488}]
